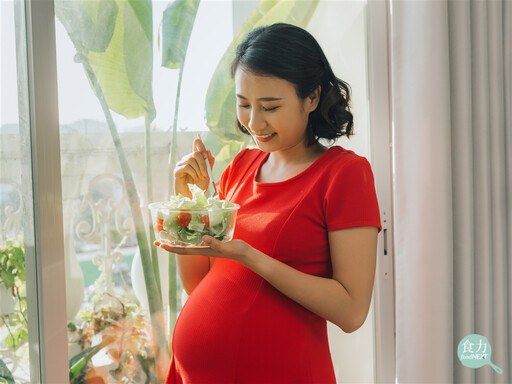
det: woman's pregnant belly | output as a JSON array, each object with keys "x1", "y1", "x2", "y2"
[
  {"x1": 172, "y1": 259, "x2": 262, "y2": 381},
  {"x1": 171, "y1": 259, "x2": 335, "y2": 383}
]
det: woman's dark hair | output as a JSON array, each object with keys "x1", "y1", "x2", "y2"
[{"x1": 231, "y1": 23, "x2": 353, "y2": 146}]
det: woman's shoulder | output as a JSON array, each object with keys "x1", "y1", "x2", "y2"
[
  {"x1": 220, "y1": 147, "x2": 264, "y2": 182},
  {"x1": 230, "y1": 147, "x2": 265, "y2": 168},
  {"x1": 309, "y1": 146, "x2": 376, "y2": 193},
  {"x1": 323, "y1": 145, "x2": 372, "y2": 171},
  {"x1": 238, "y1": 147, "x2": 264, "y2": 159}
]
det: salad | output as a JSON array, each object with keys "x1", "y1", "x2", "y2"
[{"x1": 149, "y1": 185, "x2": 239, "y2": 247}]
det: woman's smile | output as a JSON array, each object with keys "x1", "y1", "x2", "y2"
[{"x1": 251, "y1": 132, "x2": 277, "y2": 142}]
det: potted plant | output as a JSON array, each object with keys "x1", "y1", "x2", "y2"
[
  {"x1": 67, "y1": 286, "x2": 159, "y2": 383},
  {"x1": 0, "y1": 238, "x2": 27, "y2": 347},
  {"x1": 0, "y1": 238, "x2": 27, "y2": 383}
]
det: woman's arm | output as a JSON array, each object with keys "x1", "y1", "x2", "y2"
[
  {"x1": 155, "y1": 241, "x2": 211, "y2": 295},
  {"x1": 243, "y1": 226, "x2": 378, "y2": 332},
  {"x1": 166, "y1": 226, "x2": 378, "y2": 332},
  {"x1": 175, "y1": 254, "x2": 212, "y2": 295}
]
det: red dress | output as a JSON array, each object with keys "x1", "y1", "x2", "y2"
[{"x1": 166, "y1": 146, "x2": 382, "y2": 383}]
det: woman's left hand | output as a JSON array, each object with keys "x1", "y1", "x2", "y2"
[{"x1": 154, "y1": 236, "x2": 253, "y2": 263}]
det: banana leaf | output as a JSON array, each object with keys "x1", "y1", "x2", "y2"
[
  {"x1": 124, "y1": 0, "x2": 156, "y2": 121},
  {"x1": 161, "y1": 0, "x2": 200, "y2": 69},
  {"x1": 56, "y1": 0, "x2": 156, "y2": 121},
  {"x1": 54, "y1": 0, "x2": 117, "y2": 53}
]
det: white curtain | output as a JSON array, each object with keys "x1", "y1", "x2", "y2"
[{"x1": 390, "y1": 0, "x2": 511, "y2": 383}]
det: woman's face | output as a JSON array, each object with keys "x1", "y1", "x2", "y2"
[{"x1": 234, "y1": 68, "x2": 319, "y2": 153}]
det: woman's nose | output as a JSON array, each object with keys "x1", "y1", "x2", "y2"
[{"x1": 248, "y1": 110, "x2": 266, "y2": 132}]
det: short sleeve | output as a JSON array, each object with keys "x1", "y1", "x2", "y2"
[{"x1": 324, "y1": 157, "x2": 382, "y2": 233}]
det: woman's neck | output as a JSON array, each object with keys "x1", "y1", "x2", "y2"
[{"x1": 256, "y1": 141, "x2": 328, "y2": 183}]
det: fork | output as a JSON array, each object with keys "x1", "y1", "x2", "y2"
[{"x1": 196, "y1": 134, "x2": 218, "y2": 198}]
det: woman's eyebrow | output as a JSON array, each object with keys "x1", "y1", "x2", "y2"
[{"x1": 236, "y1": 94, "x2": 283, "y2": 102}]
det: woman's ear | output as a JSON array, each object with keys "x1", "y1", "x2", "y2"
[{"x1": 305, "y1": 86, "x2": 321, "y2": 112}]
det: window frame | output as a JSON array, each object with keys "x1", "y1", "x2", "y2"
[
  {"x1": 24, "y1": 0, "x2": 69, "y2": 382},
  {"x1": 366, "y1": 0, "x2": 396, "y2": 383}
]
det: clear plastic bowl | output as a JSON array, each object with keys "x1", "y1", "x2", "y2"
[{"x1": 149, "y1": 202, "x2": 240, "y2": 248}]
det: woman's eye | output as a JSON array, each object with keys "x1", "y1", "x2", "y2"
[
  {"x1": 238, "y1": 104, "x2": 250, "y2": 109},
  {"x1": 263, "y1": 106, "x2": 279, "y2": 112}
]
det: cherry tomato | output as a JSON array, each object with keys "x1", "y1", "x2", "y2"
[
  {"x1": 177, "y1": 212, "x2": 192, "y2": 227},
  {"x1": 154, "y1": 218, "x2": 165, "y2": 232},
  {"x1": 200, "y1": 215, "x2": 210, "y2": 227}
]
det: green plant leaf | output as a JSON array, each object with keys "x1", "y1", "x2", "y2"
[
  {"x1": 4, "y1": 327, "x2": 28, "y2": 349},
  {"x1": 0, "y1": 359, "x2": 14, "y2": 384},
  {"x1": 127, "y1": 0, "x2": 152, "y2": 42},
  {"x1": 205, "y1": 0, "x2": 319, "y2": 141},
  {"x1": 69, "y1": 343, "x2": 103, "y2": 380},
  {"x1": 0, "y1": 271, "x2": 14, "y2": 290},
  {"x1": 55, "y1": 0, "x2": 156, "y2": 121},
  {"x1": 161, "y1": 0, "x2": 200, "y2": 69},
  {"x1": 67, "y1": 322, "x2": 78, "y2": 332},
  {"x1": 124, "y1": 0, "x2": 156, "y2": 121},
  {"x1": 0, "y1": 241, "x2": 25, "y2": 289},
  {"x1": 54, "y1": 0, "x2": 118, "y2": 53}
]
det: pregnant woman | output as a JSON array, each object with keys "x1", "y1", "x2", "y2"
[{"x1": 156, "y1": 23, "x2": 382, "y2": 383}]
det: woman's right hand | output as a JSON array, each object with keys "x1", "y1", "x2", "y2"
[{"x1": 174, "y1": 138, "x2": 215, "y2": 198}]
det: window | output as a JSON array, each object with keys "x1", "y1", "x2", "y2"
[{"x1": 1, "y1": 1, "x2": 380, "y2": 382}]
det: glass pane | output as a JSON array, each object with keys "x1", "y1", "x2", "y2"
[{"x1": 1, "y1": 1, "x2": 35, "y2": 383}]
